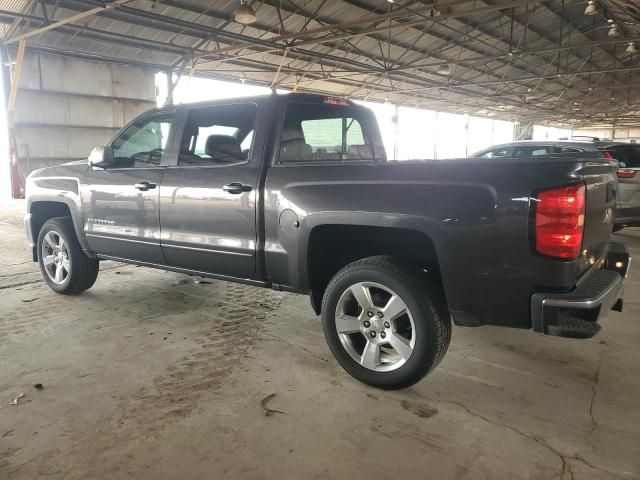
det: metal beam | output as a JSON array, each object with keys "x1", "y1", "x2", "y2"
[
  {"x1": 6, "y1": 0, "x2": 130, "y2": 44},
  {"x1": 391, "y1": 65, "x2": 640, "y2": 93},
  {"x1": 7, "y1": 39, "x2": 26, "y2": 127},
  {"x1": 192, "y1": 0, "x2": 535, "y2": 64}
]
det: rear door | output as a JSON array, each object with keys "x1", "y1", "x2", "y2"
[
  {"x1": 81, "y1": 111, "x2": 175, "y2": 264},
  {"x1": 158, "y1": 101, "x2": 267, "y2": 279}
]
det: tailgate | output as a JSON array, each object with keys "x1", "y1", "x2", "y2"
[{"x1": 577, "y1": 161, "x2": 618, "y2": 276}]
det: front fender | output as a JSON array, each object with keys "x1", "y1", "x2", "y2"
[{"x1": 26, "y1": 175, "x2": 94, "y2": 257}]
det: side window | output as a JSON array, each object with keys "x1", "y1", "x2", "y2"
[
  {"x1": 628, "y1": 147, "x2": 640, "y2": 168},
  {"x1": 193, "y1": 126, "x2": 238, "y2": 156},
  {"x1": 279, "y1": 102, "x2": 386, "y2": 163},
  {"x1": 480, "y1": 148, "x2": 509, "y2": 158},
  {"x1": 111, "y1": 114, "x2": 173, "y2": 168},
  {"x1": 512, "y1": 147, "x2": 549, "y2": 157},
  {"x1": 178, "y1": 104, "x2": 257, "y2": 166},
  {"x1": 557, "y1": 147, "x2": 583, "y2": 154},
  {"x1": 609, "y1": 146, "x2": 640, "y2": 167},
  {"x1": 608, "y1": 147, "x2": 627, "y2": 166}
]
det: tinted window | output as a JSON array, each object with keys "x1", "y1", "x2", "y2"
[
  {"x1": 630, "y1": 147, "x2": 640, "y2": 168},
  {"x1": 608, "y1": 145, "x2": 640, "y2": 168},
  {"x1": 512, "y1": 146, "x2": 550, "y2": 157},
  {"x1": 279, "y1": 102, "x2": 385, "y2": 163},
  {"x1": 179, "y1": 104, "x2": 256, "y2": 166},
  {"x1": 557, "y1": 147, "x2": 584, "y2": 154},
  {"x1": 111, "y1": 114, "x2": 173, "y2": 167},
  {"x1": 479, "y1": 148, "x2": 510, "y2": 158}
]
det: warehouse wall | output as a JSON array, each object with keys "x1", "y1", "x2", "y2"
[
  {"x1": 13, "y1": 53, "x2": 156, "y2": 177},
  {"x1": 573, "y1": 126, "x2": 640, "y2": 143}
]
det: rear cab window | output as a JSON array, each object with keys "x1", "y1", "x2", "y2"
[{"x1": 278, "y1": 99, "x2": 386, "y2": 163}]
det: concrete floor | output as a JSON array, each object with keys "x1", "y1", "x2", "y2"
[{"x1": 0, "y1": 198, "x2": 639, "y2": 480}]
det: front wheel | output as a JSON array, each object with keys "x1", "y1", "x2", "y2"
[
  {"x1": 321, "y1": 256, "x2": 451, "y2": 390},
  {"x1": 37, "y1": 217, "x2": 99, "y2": 294}
]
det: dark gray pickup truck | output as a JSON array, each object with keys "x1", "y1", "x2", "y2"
[{"x1": 24, "y1": 93, "x2": 630, "y2": 389}]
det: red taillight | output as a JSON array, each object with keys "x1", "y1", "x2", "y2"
[
  {"x1": 601, "y1": 150, "x2": 614, "y2": 160},
  {"x1": 323, "y1": 96, "x2": 349, "y2": 106},
  {"x1": 535, "y1": 184, "x2": 585, "y2": 259},
  {"x1": 617, "y1": 169, "x2": 637, "y2": 179}
]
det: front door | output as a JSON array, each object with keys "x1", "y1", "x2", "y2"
[
  {"x1": 159, "y1": 102, "x2": 264, "y2": 279},
  {"x1": 81, "y1": 112, "x2": 175, "y2": 264}
]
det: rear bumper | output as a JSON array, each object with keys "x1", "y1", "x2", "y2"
[{"x1": 531, "y1": 242, "x2": 629, "y2": 338}]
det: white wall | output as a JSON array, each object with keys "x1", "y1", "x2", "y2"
[
  {"x1": 573, "y1": 127, "x2": 640, "y2": 143},
  {"x1": 12, "y1": 53, "x2": 156, "y2": 181},
  {"x1": 166, "y1": 76, "x2": 516, "y2": 161},
  {"x1": 532, "y1": 125, "x2": 573, "y2": 140},
  {"x1": 360, "y1": 101, "x2": 514, "y2": 160},
  {"x1": 0, "y1": 50, "x2": 9, "y2": 197}
]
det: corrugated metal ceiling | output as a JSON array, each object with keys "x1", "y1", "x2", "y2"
[{"x1": 1, "y1": 0, "x2": 639, "y2": 126}]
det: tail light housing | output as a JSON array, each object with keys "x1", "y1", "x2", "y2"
[
  {"x1": 601, "y1": 150, "x2": 614, "y2": 160},
  {"x1": 534, "y1": 184, "x2": 585, "y2": 259},
  {"x1": 617, "y1": 169, "x2": 637, "y2": 179}
]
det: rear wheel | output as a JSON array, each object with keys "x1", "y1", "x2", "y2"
[
  {"x1": 37, "y1": 217, "x2": 99, "y2": 294},
  {"x1": 321, "y1": 256, "x2": 451, "y2": 389}
]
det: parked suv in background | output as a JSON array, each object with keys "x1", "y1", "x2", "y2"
[{"x1": 472, "y1": 140, "x2": 640, "y2": 231}]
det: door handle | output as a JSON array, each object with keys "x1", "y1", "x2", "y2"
[
  {"x1": 134, "y1": 181, "x2": 156, "y2": 191},
  {"x1": 223, "y1": 182, "x2": 252, "y2": 194}
]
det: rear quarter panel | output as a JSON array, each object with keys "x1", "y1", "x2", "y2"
[{"x1": 265, "y1": 158, "x2": 615, "y2": 328}]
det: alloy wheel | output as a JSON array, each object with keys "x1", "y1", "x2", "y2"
[
  {"x1": 41, "y1": 231, "x2": 70, "y2": 285},
  {"x1": 334, "y1": 281, "x2": 416, "y2": 372}
]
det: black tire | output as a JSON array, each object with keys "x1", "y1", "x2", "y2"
[
  {"x1": 612, "y1": 225, "x2": 624, "y2": 233},
  {"x1": 321, "y1": 256, "x2": 451, "y2": 390},
  {"x1": 37, "y1": 217, "x2": 99, "y2": 294}
]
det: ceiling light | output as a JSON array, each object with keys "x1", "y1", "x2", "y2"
[
  {"x1": 608, "y1": 23, "x2": 621, "y2": 37},
  {"x1": 437, "y1": 63, "x2": 451, "y2": 76},
  {"x1": 234, "y1": 1, "x2": 256, "y2": 25},
  {"x1": 584, "y1": 0, "x2": 599, "y2": 16},
  {"x1": 627, "y1": 42, "x2": 638, "y2": 54}
]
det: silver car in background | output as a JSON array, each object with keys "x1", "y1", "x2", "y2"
[
  {"x1": 472, "y1": 140, "x2": 640, "y2": 232},
  {"x1": 604, "y1": 143, "x2": 640, "y2": 231}
]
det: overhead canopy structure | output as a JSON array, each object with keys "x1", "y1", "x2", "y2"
[{"x1": 1, "y1": 0, "x2": 640, "y2": 126}]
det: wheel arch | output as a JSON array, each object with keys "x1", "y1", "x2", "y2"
[
  {"x1": 305, "y1": 221, "x2": 449, "y2": 315},
  {"x1": 28, "y1": 200, "x2": 92, "y2": 260}
]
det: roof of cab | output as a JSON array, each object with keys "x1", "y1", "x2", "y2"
[{"x1": 156, "y1": 92, "x2": 359, "y2": 113}]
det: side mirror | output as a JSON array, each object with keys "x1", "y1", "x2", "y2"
[{"x1": 88, "y1": 146, "x2": 114, "y2": 168}]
